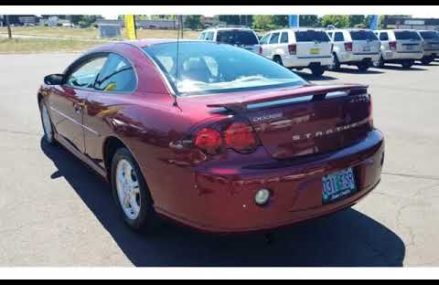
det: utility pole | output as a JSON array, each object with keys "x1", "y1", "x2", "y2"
[{"x1": 5, "y1": 15, "x2": 12, "y2": 39}]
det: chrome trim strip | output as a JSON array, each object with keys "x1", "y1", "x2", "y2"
[{"x1": 49, "y1": 106, "x2": 100, "y2": 136}]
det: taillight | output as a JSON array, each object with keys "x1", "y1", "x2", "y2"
[
  {"x1": 259, "y1": 46, "x2": 263, "y2": 55},
  {"x1": 368, "y1": 94, "x2": 374, "y2": 128},
  {"x1": 344, "y1": 42, "x2": 353, "y2": 52},
  {"x1": 194, "y1": 128, "x2": 222, "y2": 154},
  {"x1": 389, "y1": 41, "x2": 397, "y2": 51},
  {"x1": 288, "y1": 44, "x2": 297, "y2": 55},
  {"x1": 224, "y1": 122, "x2": 257, "y2": 153}
]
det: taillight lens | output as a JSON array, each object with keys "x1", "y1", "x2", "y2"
[
  {"x1": 288, "y1": 44, "x2": 297, "y2": 55},
  {"x1": 389, "y1": 41, "x2": 397, "y2": 51},
  {"x1": 194, "y1": 128, "x2": 222, "y2": 154},
  {"x1": 344, "y1": 42, "x2": 353, "y2": 52},
  {"x1": 258, "y1": 46, "x2": 263, "y2": 54},
  {"x1": 224, "y1": 122, "x2": 257, "y2": 153}
]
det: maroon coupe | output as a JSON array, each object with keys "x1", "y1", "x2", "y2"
[{"x1": 38, "y1": 40, "x2": 384, "y2": 233}]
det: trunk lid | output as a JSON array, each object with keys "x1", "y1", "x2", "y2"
[
  {"x1": 206, "y1": 84, "x2": 372, "y2": 159},
  {"x1": 294, "y1": 30, "x2": 332, "y2": 60},
  {"x1": 350, "y1": 30, "x2": 381, "y2": 54}
]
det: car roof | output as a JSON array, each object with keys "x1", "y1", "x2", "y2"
[
  {"x1": 266, "y1": 27, "x2": 327, "y2": 33},
  {"x1": 203, "y1": 27, "x2": 254, "y2": 31}
]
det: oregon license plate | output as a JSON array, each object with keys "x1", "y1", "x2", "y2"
[
  {"x1": 322, "y1": 168, "x2": 356, "y2": 203},
  {"x1": 310, "y1": 48, "x2": 320, "y2": 54}
]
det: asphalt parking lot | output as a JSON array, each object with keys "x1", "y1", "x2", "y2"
[{"x1": 0, "y1": 53, "x2": 438, "y2": 266}]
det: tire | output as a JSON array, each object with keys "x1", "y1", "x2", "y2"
[
  {"x1": 39, "y1": 99, "x2": 56, "y2": 145},
  {"x1": 357, "y1": 62, "x2": 370, "y2": 72},
  {"x1": 310, "y1": 66, "x2": 325, "y2": 77},
  {"x1": 401, "y1": 60, "x2": 414, "y2": 69},
  {"x1": 373, "y1": 55, "x2": 385, "y2": 68},
  {"x1": 273, "y1": 55, "x2": 283, "y2": 66},
  {"x1": 421, "y1": 57, "x2": 433, "y2": 65},
  {"x1": 329, "y1": 53, "x2": 340, "y2": 71},
  {"x1": 111, "y1": 147, "x2": 158, "y2": 233}
]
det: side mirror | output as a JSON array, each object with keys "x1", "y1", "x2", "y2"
[{"x1": 44, "y1": 74, "x2": 64, "y2": 85}]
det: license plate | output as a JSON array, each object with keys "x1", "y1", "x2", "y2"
[
  {"x1": 322, "y1": 168, "x2": 356, "y2": 203},
  {"x1": 363, "y1": 46, "x2": 371, "y2": 52},
  {"x1": 310, "y1": 48, "x2": 320, "y2": 55},
  {"x1": 406, "y1": 45, "x2": 414, "y2": 51}
]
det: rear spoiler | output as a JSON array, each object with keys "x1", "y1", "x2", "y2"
[{"x1": 206, "y1": 84, "x2": 368, "y2": 112}]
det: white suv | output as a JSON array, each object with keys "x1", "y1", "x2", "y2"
[
  {"x1": 198, "y1": 27, "x2": 260, "y2": 53},
  {"x1": 326, "y1": 29, "x2": 381, "y2": 72},
  {"x1": 417, "y1": 30, "x2": 439, "y2": 65},
  {"x1": 259, "y1": 28, "x2": 333, "y2": 76},
  {"x1": 373, "y1": 29, "x2": 423, "y2": 69}
]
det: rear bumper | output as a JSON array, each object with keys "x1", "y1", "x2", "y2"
[
  {"x1": 282, "y1": 55, "x2": 333, "y2": 68},
  {"x1": 423, "y1": 49, "x2": 439, "y2": 57},
  {"x1": 338, "y1": 52, "x2": 380, "y2": 64},
  {"x1": 383, "y1": 50, "x2": 423, "y2": 61},
  {"x1": 158, "y1": 129, "x2": 384, "y2": 233}
]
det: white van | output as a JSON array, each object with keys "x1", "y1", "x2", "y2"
[
  {"x1": 417, "y1": 30, "x2": 439, "y2": 65},
  {"x1": 259, "y1": 28, "x2": 333, "y2": 76},
  {"x1": 373, "y1": 29, "x2": 424, "y2": 69},
  {"x1": 326, "y1": 29, "x2": 381, "y2": 72}
]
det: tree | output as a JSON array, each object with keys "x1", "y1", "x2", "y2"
[
  {"x1": 272, "y1": 15, "x2": 288, "y2": 28},
  {"x1": 299, "y1": 15, "x2": 320, "y2": 27},
  {"x1": 348, "y1": 15, "x2": 366, "y2": 27},
  {"x1": 320, "y1": 15, "x2": 349, "y2": 28},
  {"x1": 252, "y1": 15, "x2": 276, "y2": 30},
  {"x1": 184, "y1": 15, "x2": 202, "y2": 30}
]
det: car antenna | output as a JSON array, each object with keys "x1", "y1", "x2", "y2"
[{"x1": 173, "y1": 15, "x2": 183, "y2": 108}]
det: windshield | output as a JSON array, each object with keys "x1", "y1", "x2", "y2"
[
  {"x1": 295, "y1": 30, "x2": 330, "y2": 42},
  {"x1": 395, "y1": 31, "x2": 421, "y2": 41},
  {"x1": 144, "y1": 42, "x2": 306, "y2": 96},
  {"x1": 216, "y1": 30, "x2": 259, "y2": 46},
  {"x1": 420, "y1": 31, "x2": 439, "y2": 40},
  {"x1": 350, "y1": 30, "x2": 378, "y2": 41}
]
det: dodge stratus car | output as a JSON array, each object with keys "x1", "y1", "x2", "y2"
[{"x1": 38, "y1": 40, "x2": 384, "y2": 233}]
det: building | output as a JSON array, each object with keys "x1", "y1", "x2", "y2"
[
  {"x1": 0, "y1": 15, "x2": 39, "y2": 26},
  {"x1": 386, "y1": 17, "x2": 439, "y2": 31}
]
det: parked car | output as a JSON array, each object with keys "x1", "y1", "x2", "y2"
[
  {"x1": 198, "y1": 26, "x2": 260, "y2": 53},
  {"x1": 373, "y1": 29, "x2": 424, "y2": 69},
  {"x1": 259, "y1": 28, "x2": 333, "y2": 76},
  {"x1": 417, "y1": 30, "x2": 439, "y2": 65},
  {"x1": 326, "y1": 29, "x2": 381, "y2": 72},
  {"x1": 38, "y1": 40, "x2": 384, "y2": 234}
]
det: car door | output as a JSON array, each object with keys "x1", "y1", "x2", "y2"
[
  {"x1": 47, "y1": 54, "x2": 108, "y2": 153},
  {"x1": 82, "y1": 53, "x2": 138, "y2": 170},
  {"x1": 266, "y1": 32, "x2": 281, "y2": 59}
]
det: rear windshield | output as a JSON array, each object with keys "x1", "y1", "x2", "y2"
[
  {"x1": 216, "y1": 30, "x2": 259, "y2": 46},
  {"x1": 295, "y1": 30, "x2": 330, "y2": 42},
  {"x1": 144, "y1": 42, "x2": 306, "y2": 96},
  {"x1": 394, "y1": 31, "x2": 421, "y2": 41},
  {"x1": 419, "y1": 31, "x2": 439, "y2": 40},
  {"x1": 350, "y1": 30, "x2": 378, "y2": 41}
]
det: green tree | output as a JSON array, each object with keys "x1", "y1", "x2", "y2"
[
  {"x1": 272, "y1": 15, "x2": 288, "y2": 28},
  {"x1": 320, "y1": 15, "x2": 349, "y2": 28},
  {"x1": 252, "y1": 15, "x2": 276, "y2": 30},
  {"x1": 299, "y1": 15, "x2": 320, "y2": 27},
  {"x1": 184, "y1": 15, "x2": 202, "y2": 30},
  {"x1": 348, "y1": 15, "x2": 366, "y2": 27}
]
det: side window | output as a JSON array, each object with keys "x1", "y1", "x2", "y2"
[
  {"x1": 269, "y1": 32, "x2": 280, "y2": 44},
  {"x1": 94, "y1": 53, "x2": 137, "y2": 93},
  {"x1": 334, "y1": 32, "x2": 344, "y2": 42},
  {"x1": 199, "y1": 32, "x2": 205, "y2": 40},
  {"x1": 65, "y1": 56, "x2": 107, "y2": 88},
  {"x1": 205, "y1": 32, "x2": 214, "y2": 41},
  {"x1": 259, "y1": 33, "x2": 270, "y2": 45},
  {"x1": 379, "y1": 32, "x2": 389, "y2": 41},
  {"x1": 280, "y1": 32, "x2": 289, "y2": 43}
]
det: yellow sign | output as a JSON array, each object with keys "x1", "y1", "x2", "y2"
[{"x1": 124, "y1": 15, "x2": 137, "y2": 40}]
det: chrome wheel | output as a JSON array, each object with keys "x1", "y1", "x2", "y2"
[
  {"x1": 41, "y1": 103, "x2": 53, "y2": 143},
  {"x1": 115, "y1": 159, "x2": 141, "y2": 220}
]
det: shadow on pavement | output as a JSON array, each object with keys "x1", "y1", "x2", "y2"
[
  {"x1": 378, "y1": 64, "x2": 427, "y2": 71},
  {"x1": 331, "y1": 67, "x2": 385, "y2": 75},
  {"x1": 41, "y1": 138, "x2": 405, "y2": 267},
  {"x1": 294, "y1": 71, "x2": 337, "y2": 81}
]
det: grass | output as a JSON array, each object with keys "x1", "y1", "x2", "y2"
[
  {"x1": 0, "y1": 26, "x2": 199, "y2": 40},
  {"x1": 0, "y1": 26, "x2": 200, "y2": 53},
  {"x1": 0, "y1": 38, "x2": 103, "y2": 53}
]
